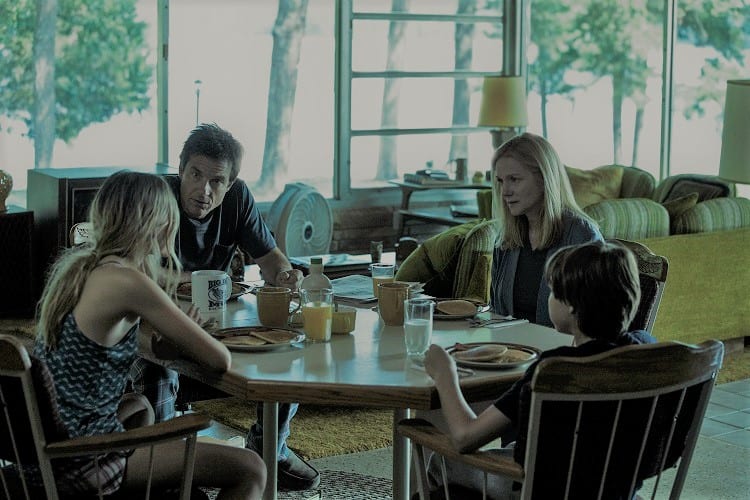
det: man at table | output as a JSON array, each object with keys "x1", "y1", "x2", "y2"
[{"x1": 129, "y1": 123, "x2": 318, "y2": 491}]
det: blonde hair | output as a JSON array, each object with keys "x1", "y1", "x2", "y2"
[
  {"x1": 491, "y1": 132, "x2": 593, "y2": 249},
  {"x1": 37, "y1": 171, "x2": 181, "y2": 347}
]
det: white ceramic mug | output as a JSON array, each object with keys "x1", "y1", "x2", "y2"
[{"x1": 191, "y1": 270, "x2": 230, "y2": 319}]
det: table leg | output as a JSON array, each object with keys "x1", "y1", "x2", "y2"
[
  {"x1": 393, "y1": 408, "x2": 411, "y2": 500},
  {"x1": 262, "y1": 402, "x2": 279, "y2": 500},
  {"x1": 395, "y1": 187, "x2": 417, "y2": 238}
]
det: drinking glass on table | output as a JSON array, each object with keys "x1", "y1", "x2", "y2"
[
  {"x1": 404, "y1": 298, "x2": 434, "y2": 360},
  {"x1": 300, "y1": 288, "x2": 333, "y2": 343},
  {"x1": 371, "y1": 263, "x2": 395, "y2": 299}
]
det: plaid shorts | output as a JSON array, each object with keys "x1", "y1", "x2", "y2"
[
  {"x1": 55, "y1": 453, "x2": 129, "y2": 496},
  {"x1": 13, "y1": 452, "x2": 128, "y2": 497},
  {"x1": 128, "y1": 357, "x2": 179, "y2": 422}
]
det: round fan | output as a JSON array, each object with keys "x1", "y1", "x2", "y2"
[{"x1": 266, "y1": 183, "x2": 333, "y2": 257}]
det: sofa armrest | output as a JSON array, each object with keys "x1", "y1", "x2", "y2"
[
  {"x1": 584, "y1": 198, "x2": 669, "y2": 240},
  {"x1": 672, "y1": 197, "x2": 750, "y2": 234}
]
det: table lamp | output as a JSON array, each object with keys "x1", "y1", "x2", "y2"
[
  {"x1": 719, "y1": 79, "x2": 750, "y2": 186},
  {"x1": 477, "y1": 75, "x2": 528, "y2": 149}
]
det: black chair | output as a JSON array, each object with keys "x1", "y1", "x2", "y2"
[{"x1": 399, "y1": 340, "x2": 723, "y2": 500}]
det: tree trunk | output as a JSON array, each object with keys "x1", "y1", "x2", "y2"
[
  {"x1": 611, "y1": 76, "x2": 624, "y2": 164},
  {"x1": 257, "y1": 0, "x2": 310, "y2": 192},
  {"x1": 32, "y1": 0, "x2": 58, "y2": 168},
  {"x1": 540, "y1": 83, "x2": 549, "y2": 138},
  {"x1": 449, "y1": 0, "x2": 475, "y2": 162},
  {"x1": 631, "y1": 105, "x2": 644, "y2": 167},
  {"x1": 376, "y1": 0, "x2": 409, "y2": 181}
]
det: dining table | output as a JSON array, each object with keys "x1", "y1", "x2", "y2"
[{"x1": 144, "y1": 285, "x2": 573, "y2": 500}]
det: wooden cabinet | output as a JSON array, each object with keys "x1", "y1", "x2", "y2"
[
  {"x1": 27, "y1": 166, "x2": 175, "y2": 296},
  {"x1": 0, "y1": 206, "x2": 35, "y2": 317}
]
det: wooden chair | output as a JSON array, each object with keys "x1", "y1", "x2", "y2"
[
  {"x1": 0, "y1": 334, "x2": 211, "y2": 499},
  {"x1": 68, "y1": 222, "x2": 93, "y2": 247},
  {"x1": 612, "y1": 238, "x2": 669, "y2": 332},
  {"x1": 399, "y1": 340, "x2": 724, "y2": 500}
]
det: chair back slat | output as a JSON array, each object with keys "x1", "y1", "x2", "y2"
[{"x1": 610, "y1": 239, "x2": 668, "y2": 332}]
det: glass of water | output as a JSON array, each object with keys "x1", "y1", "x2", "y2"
[{"x1": 404, "y1": 298, "x2": 434, "y2": 359}]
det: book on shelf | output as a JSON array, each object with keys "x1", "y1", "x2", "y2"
[
  {"x1": 403, "y1": 173, "x2": 462, "y2": 186},
  {"x1": 450, "y1": 204, "x2": 479, "y2": 218}
]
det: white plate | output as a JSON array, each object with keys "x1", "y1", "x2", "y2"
[
  {"x1": 433, "y1": 299, "x2": 490, "y2": 320},
  {"x1": 176, "y1": 282, "x2": 254, "y2": 302},
  {"x1": 447, "y1": 342, "x2": 540, "y2": 369},
  {"x1": 212, "y1": 326, "x2": 305, "y2": 352}
]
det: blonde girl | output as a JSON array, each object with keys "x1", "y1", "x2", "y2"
[{"x1": 34, "y1": 171, "x2": 265, "y2": 499}]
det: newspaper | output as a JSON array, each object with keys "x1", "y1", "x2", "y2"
[{"x1": 331, "y1": 275, "x2": 377, "y2": 304}]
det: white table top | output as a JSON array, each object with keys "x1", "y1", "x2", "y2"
[{"x1": 158, "y1": 292, "x2": 573, "y2": 410}]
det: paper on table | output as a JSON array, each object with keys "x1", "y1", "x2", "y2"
[{"x1": 331, "y1": 275, "x2": 377, "y2": 303}]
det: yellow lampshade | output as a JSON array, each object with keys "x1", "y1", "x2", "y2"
[
  {"x1": 477, "y1": 76, "x2": 528, "y2": 128},
  {"x1": 719, "y1": 79, "x2": 750, "y2": 184}
]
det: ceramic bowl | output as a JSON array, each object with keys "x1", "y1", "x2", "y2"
[{"x1": 332, "y1": 305, "x2": 357, "y2": 334}]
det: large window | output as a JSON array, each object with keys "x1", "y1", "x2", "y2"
[
  {"x1": 342, "y1": 0, "x2": 506, "y2": 194},
  {"x1": 2, "y1": 0, "x2": 749, "y2": 206}
]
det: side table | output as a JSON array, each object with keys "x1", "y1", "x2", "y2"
[
  {"x1": 389, "y1": 180, "x2": 491, "y2": 237},
  {"x1": 0, "y1": 206, "x2": 35, "y2": 317}
]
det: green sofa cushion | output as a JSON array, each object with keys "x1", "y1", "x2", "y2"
[
  {"x1": 584, "y1": 198, "x2": 669, "y2": 240},
  {"x1": 672, "y1": 197, "x2": 750, "y2": 234}
]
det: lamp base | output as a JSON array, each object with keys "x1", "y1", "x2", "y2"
[{"x1": 490, "y1": 129, "x2": 521, "y2": 150}]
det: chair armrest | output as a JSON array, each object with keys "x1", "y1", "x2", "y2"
[
  {"x1": 45, "y1": 413, "x2": 211, "y2": 458},
  {"x1": 397, "y1": 418, "x2": 525, "y2": 482}
]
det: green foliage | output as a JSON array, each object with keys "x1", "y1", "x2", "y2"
[{"x1": 0, "y1": 0, "x2": 152, "y2": 142}]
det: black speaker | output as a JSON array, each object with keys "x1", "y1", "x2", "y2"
[{"x1": 0, "y1": 206, "x2": 35, "y2": 317}]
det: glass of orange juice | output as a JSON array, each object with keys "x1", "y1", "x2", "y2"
[
  {"x1": 370, "y1": 263, "x2": 396, "y2": 299},
  {"x1": 300, "y1": 288, "x2": 333, "y2": 342}
]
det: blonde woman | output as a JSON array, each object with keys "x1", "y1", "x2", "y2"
[
  {"x1": 34, "y1": 171, "x2": 265, "y2": 499},
  {"x1": 490, "y1": 133, "x2": 602, "y2": 326}
]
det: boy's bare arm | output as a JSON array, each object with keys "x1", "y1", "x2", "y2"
[{"x1": 424, "y1": 345, "x2": 512, "y2": 452}]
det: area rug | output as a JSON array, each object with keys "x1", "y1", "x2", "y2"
[
  {"x1": 203, "y1": 470, "x2": 392, "y2": 500},
  {"x1": 191, "y1": 399, "x2": 393, "y2": 460}
]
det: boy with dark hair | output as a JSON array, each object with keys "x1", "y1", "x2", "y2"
[{"x1": 422, "y1": 240, "x2": 655, "y2": 498}]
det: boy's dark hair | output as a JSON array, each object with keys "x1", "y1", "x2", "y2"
[
  {"x1": 179, "y1": 123, "x2": 244, "y2": 181},
  {"x1": 544, "y1": 241, "x2": 641, "y2": 340}
]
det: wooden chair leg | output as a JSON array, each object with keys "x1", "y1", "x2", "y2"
[{"x1": 411, "y1": 441, "x2": 431, "y2": 500}]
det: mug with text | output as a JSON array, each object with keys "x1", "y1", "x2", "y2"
[{"x1": 191, "y1": 270, "x2": 230, "y2": 320}]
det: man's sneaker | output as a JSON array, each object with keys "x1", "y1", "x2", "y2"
[{"x1": 277, "y1": 449, "x2": 321, "y2": 491}]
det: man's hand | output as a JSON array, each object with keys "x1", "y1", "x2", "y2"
[{"x1": 275, "y1": 269, "x2": 304, "y2": 290}]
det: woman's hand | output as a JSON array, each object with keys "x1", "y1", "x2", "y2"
[
  {"x1": 184, "y1": 303, "x2": 203, "y2": 325},
  {"x1": 423, "y1": 344, "x2": 459, "y2": 387}
]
